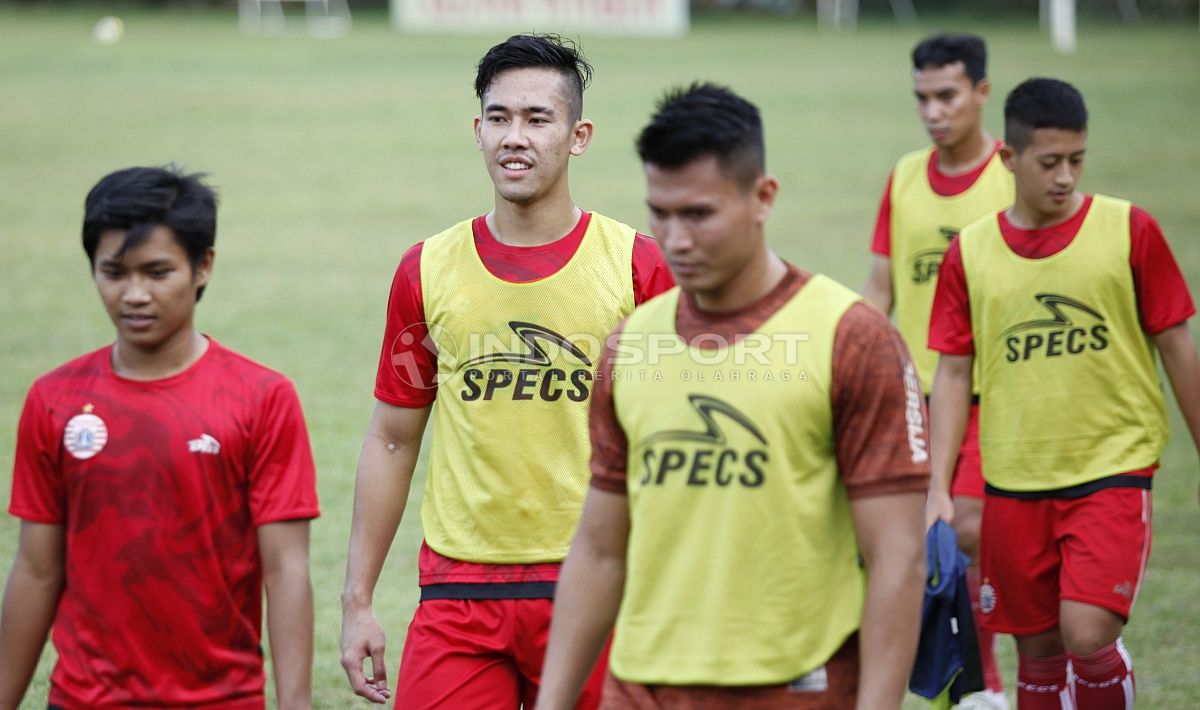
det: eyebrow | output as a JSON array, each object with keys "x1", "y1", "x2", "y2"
[
  {"x1": 485, "y1": 103, "x2": 555, "y2": 115},
  {"x1": 97, "y1": 257, "x2": 174, "y2": 269},
  {"x1": 914, "y1": 85, "x2": 957, "y2": 97},
  {"x1": 1039, "y1": 149, "x2": 1087, "y2": 159}
]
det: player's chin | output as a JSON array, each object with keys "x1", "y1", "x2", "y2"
[
  {"x1": 117, "y1": 325, "x2": 171, "y2": 350},
  {"x1": 671, "y1": 270, "x2": 714, "y2": 294},
  {"x1": 495, "y1": 183, "x2": 541, "y2": 206}
]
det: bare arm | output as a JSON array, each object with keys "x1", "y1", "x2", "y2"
[
  {"x1": 861, "y1": 255, "x2": 894, "y2": 315},
  {"x1": 851, "y1": 491, "x2": 926, "y2": 710},
  {"x1": 926, "y1": 353, "x2": 974, "y2": 526},
  {"x1": 0, "y1": 522, "x2": 65, "y2": 710},
  {"x1": 1154, "y1": 322, "x2": 1200, "y2": 502},
  {"x1": 340, "y1": 401, "x2": 430, "y2": 704},
  {"x1": 259, "y1": 520, "x2": 314, "y2": 710},
  {"x1": 535, "y1": 488, "x2": 630, "y2": 710}
]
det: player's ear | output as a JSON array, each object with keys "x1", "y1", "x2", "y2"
[
  {"x1": 999, "y1": 143, "x2": 1017, "y2": 172},
  {"x1": 753, "y1": 175, "x2": 779, "y2": 223},
  {"x1": 194, "y1": 248, "x2": 215, "y2": 289},
  {"x1": 474, "y1": 116, "x2": 484, "y2": 151},
  {"x1": 569, "y1": 119, "x2": 594, "y2": 157},
  {"x1": 975, "y1": 77, "x2": 991, "y2": 105}
]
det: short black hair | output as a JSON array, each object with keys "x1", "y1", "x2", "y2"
[
  {"x1": 912, "y1": 33, "x2": 987, "y2": 84},
  {"x1": 1004, "y1": 78, "x2": 1088, "y2": 152},
  {"x1": 82, "y1": 165, "x2": 218, "y2": 301},
  {"x1": 474, "y1": 34, "x2": 593, "y2": 122},
  {"x1": 636, "y1": 82, "x2": 765, "y2": 191}
]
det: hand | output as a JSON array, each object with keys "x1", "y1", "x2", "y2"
[
  {"x1": 924, "y1": 489, "x2": 954, "y2": 529},
  {"x1": 341, "y1": 605, "x2": 391, "y2": 704}
]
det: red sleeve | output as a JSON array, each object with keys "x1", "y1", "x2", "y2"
[
  {"x1": 8, "y1": 382, "x2": 65, "y2": 523},
  {"x1": 631, "y1": 232, "x2": 675, "y2": 305},
  {"x1": 928, "y1": 237, "x2": 974, "y2": 355},
  {"x1": 374, "y1": 242, "x2": 439, "y2": 408},
  {"x1": 870, "y1": 172, "x2": 894, "y2": 256},
  {"x1": 588, "y1": 322, "x2": 629, "y2": 494},
  {"x1": 831, "y1": 303, "x2": 931, "y2": 498},
  {"x1": 1130, "y1": 206, "x2": 1196, "y2": 335},
  {"x1": 249, "y1": 378, "x2": 321, "y2": 525}
]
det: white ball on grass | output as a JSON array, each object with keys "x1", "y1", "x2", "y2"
[{"x1": 93, "y1": 16, "x2": 125, "y2": 45}]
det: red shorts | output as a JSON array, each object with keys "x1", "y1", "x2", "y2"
[
  {"x1": 395, "y1": 598, "x2": 608, "y2": 709},
  {"x1": 978, "y1": 487, "x2": 1152, "y2": 635},
  {"x1": 949, "y1": 404, "x2": 983, "y2": 499},
  {"x1": 599, "y1": 634, "x2": 859, "y2": 709}
]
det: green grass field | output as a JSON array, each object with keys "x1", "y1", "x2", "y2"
[{"x1": 1, "y1": 7, "x2": 1198, "y2": 707}]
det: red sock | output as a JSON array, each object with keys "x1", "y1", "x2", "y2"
[
  {"x1": 968, "y1": 565, "x2": 1004, "y2": 693},
  {"x1": 1069, "y1": 640, "x2": 1134, "y2": 709},
  {"x1": 1017, "y1": 652, "x2": 1072, "y2": 709}
]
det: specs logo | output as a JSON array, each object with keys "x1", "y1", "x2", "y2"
[
  {"x1": 1003, "y1": 294, "x2": 1109, "y2": 362},
  {"x1": 908, "y1": 227, "x2": 958, "y2": 284},
  {"x1": 460, "y1": 321, "x2": 594, "y2": 402},
  {"x1": 637, "y1": 394, "x2": 769, "y2": 489}
]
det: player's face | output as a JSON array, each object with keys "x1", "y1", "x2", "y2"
[
  {"x1": 913, "y1": 62, "x2": 988, "y2": 149},
  {"x1": 645, "y1": 155, "x2": 777, "y2": 299},
  {"x1": 474, "y1": 68, "x2": 592, "y2": 208},
  {"x1": 1002, "y1": 128, "x2": 1087, "y2": 224},
  {"x1": 93, "y1": 225, "x2": 212, "y2": 356}
]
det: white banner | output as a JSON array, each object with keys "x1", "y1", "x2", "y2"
[{"x1": 393, "y1": 0, "x2": 688, "y2": 37}]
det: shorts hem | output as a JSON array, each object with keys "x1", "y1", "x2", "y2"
[
  {"x1": 981, "y1": 617, "x2": 1060, "y2": 636},
  {"x1": 1060, "y1": 594, "x2": 1132, "y2": 622}
]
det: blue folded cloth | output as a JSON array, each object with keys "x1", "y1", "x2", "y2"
[{"x1": 909, "y1": 519, "x2": 985, "y2": 702}]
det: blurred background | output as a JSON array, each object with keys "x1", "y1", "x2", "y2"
[{"x1": 1, "y1": 1, "x2": 1197, "y2": 707}]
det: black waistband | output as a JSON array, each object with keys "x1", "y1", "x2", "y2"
[
  {"x1": 420, "y1": 581, "x2": 557, "y2": 601},
  {"x1": 923, "y1": 394, "x2": 981, "y2": 405},
  {"x1": 986, "y1": 474, "x2": 1152, "y2": 500}
]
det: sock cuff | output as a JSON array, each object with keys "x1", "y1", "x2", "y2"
[
  {"x1": 1018, "y1": 652, "x2": 1069, "y2": 684},
  {"x1": 1070, "y1": 639, "x2": 1131, "y2": 679}
]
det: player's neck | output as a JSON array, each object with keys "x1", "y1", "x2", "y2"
[
  {"x1": 112, "y1": 328, "x2": 209, "y2": 381},
  {"x1": 488, "y1": 190, "x2": 582, "y2": 247},
  {"x1": 1007, "y1": 192, "x2": 1085, "y2": 231},
  {"x1": 694, "y1": 249, "x2": 788, "y2": 313},
  {"x1": 936, "y1": 128, "x2": 994, "y2": 175}
]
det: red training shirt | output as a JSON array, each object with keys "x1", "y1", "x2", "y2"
[{"x1": 10, "y1": 339, "x2": 320, "y2": 708}]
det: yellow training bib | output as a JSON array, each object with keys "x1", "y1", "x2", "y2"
[
  {"x1": 609, "y1": 275, "x2": 864, "y2": 685},
  {"x1": 420, "y1": 213, "x2": 636, "y2": 562},
  {"x1": 961, "y1": 196, "x2": 1167, "y2": 491},
  {"x1": 890, "y1": 146, "x2": 1013, "y2": 392}
]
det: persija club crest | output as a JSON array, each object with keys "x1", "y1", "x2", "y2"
[
  {"x1": 979, "y1": 579, "x2": 998, "y2": 615},
  {"x1": 63, "y1": 404, "x2": 108, "y2": 460}
]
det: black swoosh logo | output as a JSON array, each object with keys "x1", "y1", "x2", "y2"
[
  {"x1": 462, "y1": 321, "x2": 592, "y2": 368},
  {"x1": 639, "y1": 394, "x2": 768, "y2": 448},
  {"x1": 1002, "y1": 293, "x2": 1105, "y2": 336}
]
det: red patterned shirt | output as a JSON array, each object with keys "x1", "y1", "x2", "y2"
[{"x1": 10, "y1": 339, "x2": 320, "y2": 708}]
